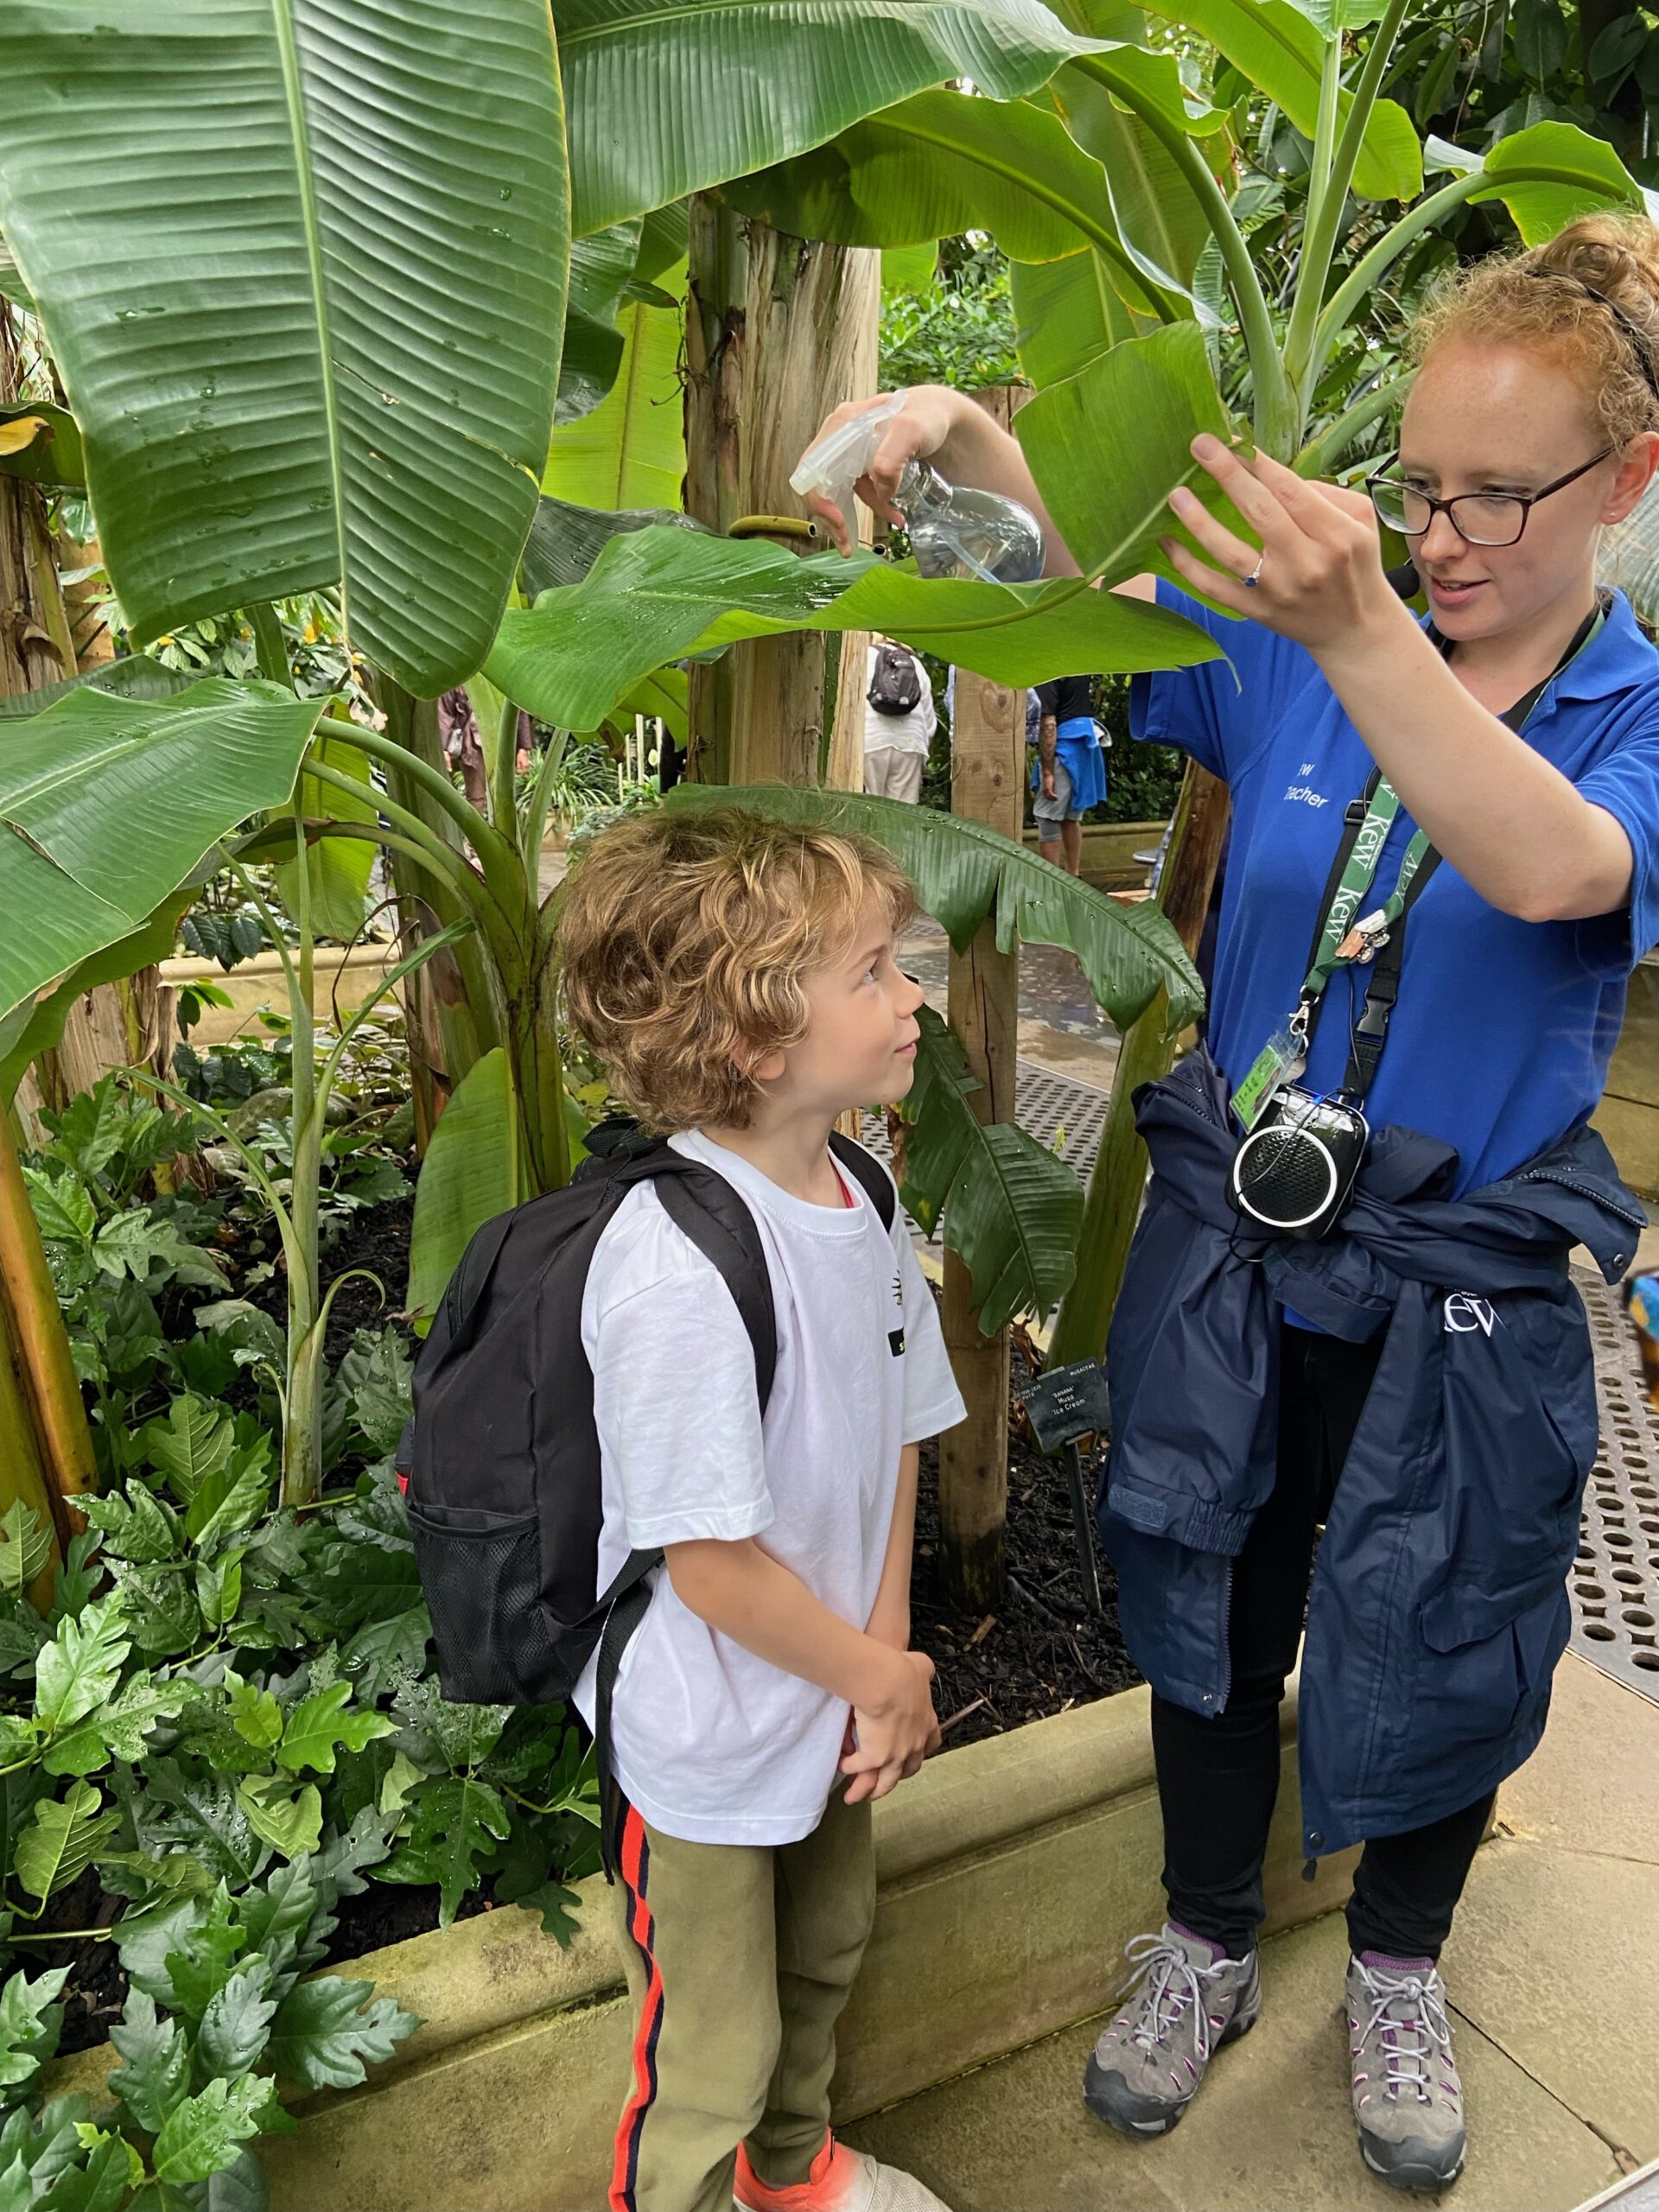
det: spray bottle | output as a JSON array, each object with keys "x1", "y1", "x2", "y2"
[{"x1": 790, "y1": 392, "x2": 1045, "y2": 586}]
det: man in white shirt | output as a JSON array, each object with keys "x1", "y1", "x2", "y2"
[{"x1": 861, "y1": 637, "x2": 936, "y2": 804}]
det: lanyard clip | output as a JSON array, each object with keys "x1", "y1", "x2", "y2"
[{"x1": 1336, "y1": 907, "x2": 1391, "y2": 964}]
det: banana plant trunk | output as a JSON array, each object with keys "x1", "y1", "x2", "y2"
[
  {"x1": 1046, "y1": 760, "x2": 1230, "y2": 1368},
  {"x1": 683, "y1": 199, "x2": 879, "y2": 785},
  {"x1": 371, "y1": 677, "x2": 493, "y2": 1154},
  {"x1": 0, "y1": 312, "x2": 100, "y2": 1582},
  {"x1": 937, "y1": 387, "x2": 1031, "y2": 1613},
  {"x1": 0, "y1": 1108, "x2": 97, "y2": 1578}
]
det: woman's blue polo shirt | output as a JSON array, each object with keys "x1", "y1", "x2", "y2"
[{"x1": 1132, "y1": 581, "x2": 1659, "y2": 1195}]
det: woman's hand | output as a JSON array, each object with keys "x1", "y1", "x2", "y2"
[
  {"x1": 1160, "y1": 435, "x2": 1400, "y2": 658},
  {"x1": 803, "y1": 385, "x2": 967, "y2": 553}
]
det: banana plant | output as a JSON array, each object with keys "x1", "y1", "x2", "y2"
[
  {"x1": 130, "y1": 842, "x2": 471, "y2": 1508},
  {"x1": 0, "y1": 0, "x2": 1096, "y2": 701}
]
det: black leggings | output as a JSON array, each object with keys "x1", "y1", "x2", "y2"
[{"x1": 1151, "y1": 1324, "x2": 1494, "y2": 1962}]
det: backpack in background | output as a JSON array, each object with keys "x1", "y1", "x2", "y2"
[
  {"x1": 867, "y1": 642, "x2": 924, "y2": 716},
  {"x1": 397, "y1": 1120, "x2": 897, "y2": 1719}
]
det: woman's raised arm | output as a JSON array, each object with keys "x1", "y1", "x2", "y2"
[{"x1": 801, "y1": 384, "x2": 1157, "y2": 601}]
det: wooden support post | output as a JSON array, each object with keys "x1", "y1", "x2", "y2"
[
  {"x1": 938, "y1": 385, "x2": 1027, "y2": 1613},
  {"x1": 684, "y1": 200, "x2": 879, "y2": 788}
]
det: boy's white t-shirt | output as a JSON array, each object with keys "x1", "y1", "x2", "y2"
[{"x1": 571, "y1": 1130, "x2": 965, "y2": 1847}]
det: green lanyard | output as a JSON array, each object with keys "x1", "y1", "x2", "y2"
[
  {"x1": 1232, "y1": 775, "x2": 1432, "y2": 1130},
  {"x1": 1300, "y1": 781, "x2": 1433, "y2": 1001}
]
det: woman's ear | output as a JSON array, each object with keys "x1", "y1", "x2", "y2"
[{"x1": 1605, "y1": 431, "x2": 1659, "y2": 525}]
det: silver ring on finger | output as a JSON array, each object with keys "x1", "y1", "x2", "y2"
[{"x1": 1243, "y1": 553, "x2": 1265, "y2": 589}]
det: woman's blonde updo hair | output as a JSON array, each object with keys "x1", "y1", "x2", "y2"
[{"x1": 1408, "y1": 210, "x2": 1659, "y2": 448}]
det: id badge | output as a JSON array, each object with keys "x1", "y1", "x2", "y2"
[{"x1": 1230, "y1": 1018, "x2": 1307, "y2": 1131}]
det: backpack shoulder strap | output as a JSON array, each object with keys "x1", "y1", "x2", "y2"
[
  {"x1": 648, "y1": 1166, "x2": 778, "y2": 1414},
  {"x1": 828, "y1": 1130, "x2": 898, "y2": 1232}
]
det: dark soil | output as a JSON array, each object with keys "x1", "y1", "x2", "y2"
[
  {"x1": 909, "y1": 1329, "x2": 1138, "y2": 1747},
  {"x1": 235, "y1": 1186, "x2": 419, "y2": 1365}
]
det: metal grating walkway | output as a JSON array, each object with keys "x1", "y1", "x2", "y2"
[
  {"x1": 1572, "y1": 1268, "x2": 1659, "y2": 1703},
  {"x1": 860, "y1": 1056, "x2": 1112, "y2": 1255},
  {"x1": 876, "y1": 1053, "x2": 1659, "y2": 1706}
]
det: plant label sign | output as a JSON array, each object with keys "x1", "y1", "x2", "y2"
[{"x1": 1023, "y1": 1358, "x2": 1111, "y2": 1455}]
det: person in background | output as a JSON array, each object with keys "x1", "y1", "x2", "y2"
[
  {"x1": 1034, "y1": 672, "x2": 1107, "y2": 874},
  {"x1": 861, "y1": 635, "x2": 935, "y2": 803}
]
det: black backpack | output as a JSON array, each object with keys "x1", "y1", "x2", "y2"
[
  {"x1": 396, "y1": 1118, "x2": 896, "y2": 1815},
  {"x1": 867, "y1": 642, "x2": 923, "y2": 716}
]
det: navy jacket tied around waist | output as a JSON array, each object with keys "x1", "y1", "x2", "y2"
[{"x1": 1099, "y1": 1047, "x2": 1644, "y2": 1857}]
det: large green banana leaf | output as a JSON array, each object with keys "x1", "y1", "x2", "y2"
[
  {"x1": 728, "y1": 88, "x2": 1128, "y2": 262},
  {"x1": 667, "y1": 785, "x2": 1204, "y2": 1038},
  {"x1": 407, "y1": 1048, "x2": 521, "y2": 1328},
  {"x1": 0, "y1": 679, "x2": 323, "y2": 1020},
  {"x1": 559, "y1": 223, "x2": 645, "y2": 426},
  {"x1": 1046, "y1": 61, "x2": 1216, "y2": 297},
  {"x1": 0, "y1": 0, "x2": 567, "y2": 698},
  {"x1": 0, "y1": 657, "x2": 191, "y2": 722},
  {"x1": 487, "y1": 530, "x2": 1223, "y2": 732},
  {"x1": 272, "y1": 729, "x2": 378, "y2": 944},
  {"x1": 900, "y1": 1005, "x2": 1084, "y2": 1332},
  {"x1": 0, "y1": 892, "x2": 200, "y2": 1101},
  {"x1": 1011, "y1": 252, "x2": 1147, "y2": 388},
  {"x1": 543, "y1": 270, "x2": 687, "y2": 512},
  {"x1": 555, "y1": 0, "x2": 1108, "y2": 234},
  {"x1": 725, "y1": 89, "x2": 1192, "y2": 321},
  {"x1": 522, "y1": 496, "x2": 709, "y2": 599},
  {"x1": 1016, "y1": 323, "x2": 1242, "y2": 585},
  {"x1": 1147, "y1": 0, "x2": 1421, "y2": 201},
  {"x1": 1425, "y1": 123, "x2": 1649, "y2": 243}
]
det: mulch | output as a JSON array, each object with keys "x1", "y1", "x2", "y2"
[{"x1": 909, "y1": 1329, "x2": 1137, "y2": 1748}]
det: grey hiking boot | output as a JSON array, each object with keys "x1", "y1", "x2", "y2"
[
  {"x1": 1084, "y1": 1923, "x2": 1262, "y2": 2138},
  {"x1": 1346, "y1": 1953, "x2": 1466, "y2": 2193}
]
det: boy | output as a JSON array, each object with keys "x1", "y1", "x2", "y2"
[{"x1": 561, "y1": 806, "x2": 967, "y2": 2212}]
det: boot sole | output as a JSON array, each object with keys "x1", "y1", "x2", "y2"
[
  {"x1": 1084, "y1": 1997, "x2": 1262, "y2": 2139},
  {"x1": 1359, "y1": 2133, "x2": 1467, "y2": 2195}
]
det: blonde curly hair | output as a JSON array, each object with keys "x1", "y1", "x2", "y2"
[
  {"x1": 558, "y1": 804, "x2": 914, "y2": 1134},
  {"x1": 1408, "y1": 209, "x2": 1659, "y2": 446}
]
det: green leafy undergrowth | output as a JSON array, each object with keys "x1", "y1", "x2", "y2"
[
  {"x1": 0, "y1": 1454, "x2": 596, "y2": 2205},
  {"x1": 22, "y1": 1068, "x2": 417, "y2": 1489},
  {"x1": 8, "y1": 1066, "x2": 599, "y2": 2206}
]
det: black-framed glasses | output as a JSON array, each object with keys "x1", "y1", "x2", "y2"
[{"x1": 1366, "y1": 447, "x2": 1614, "y2": 547}]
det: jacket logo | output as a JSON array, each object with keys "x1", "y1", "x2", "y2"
[{"x1": 1443, "y1": 1293, "x2": 1498, "y2": 1336}]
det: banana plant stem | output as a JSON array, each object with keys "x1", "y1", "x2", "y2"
[
  {"x1": 1072, "y1": 57, "x2": 1295, "y2": 455},
  {"x1": 1287, "y1": 0, "x2": 1415, "y2": 400},
  {"x1": 1282, "y1": 35, "x2": 1347, "y2": 404},
  {"x1": 1313, "y1": 171, "x2": 1483, "y2": 365},
  {"x1": 0, "y1": 1110, "x2": 98, "y2": 1541}
]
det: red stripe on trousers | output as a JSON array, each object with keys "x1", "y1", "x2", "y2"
[{"x1": 609, "y1": 1805, "x2": 662, "y2": 2212}]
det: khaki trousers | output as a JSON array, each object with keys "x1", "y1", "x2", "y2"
[
  {"x1": 604, "y1": 1783, "x2": 876, "y2": 2212},
  {"x1": 862, "y1": 747, "x2": 925, "y2": 803}
]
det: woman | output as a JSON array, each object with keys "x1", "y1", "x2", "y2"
[{"x1": 806, "y1": 213, "x2": 1659, "y2": 2193}]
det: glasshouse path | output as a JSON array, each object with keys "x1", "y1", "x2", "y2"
[{"x1": 847, "y1": 1651, "x2": 1659, "y2": 2212}]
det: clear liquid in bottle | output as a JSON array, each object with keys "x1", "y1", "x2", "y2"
[{"x1": 895, "y1": 460, "x2": 1046, "y2": 585}]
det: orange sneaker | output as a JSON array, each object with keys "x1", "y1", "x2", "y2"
[{"x1": 734, "y1": 2136, "x2": 953, "y2": 2212}]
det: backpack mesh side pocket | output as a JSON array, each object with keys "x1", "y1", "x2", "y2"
[{"x1": 407, "y1": 1501, "x2": 566, "y2": 1705}]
